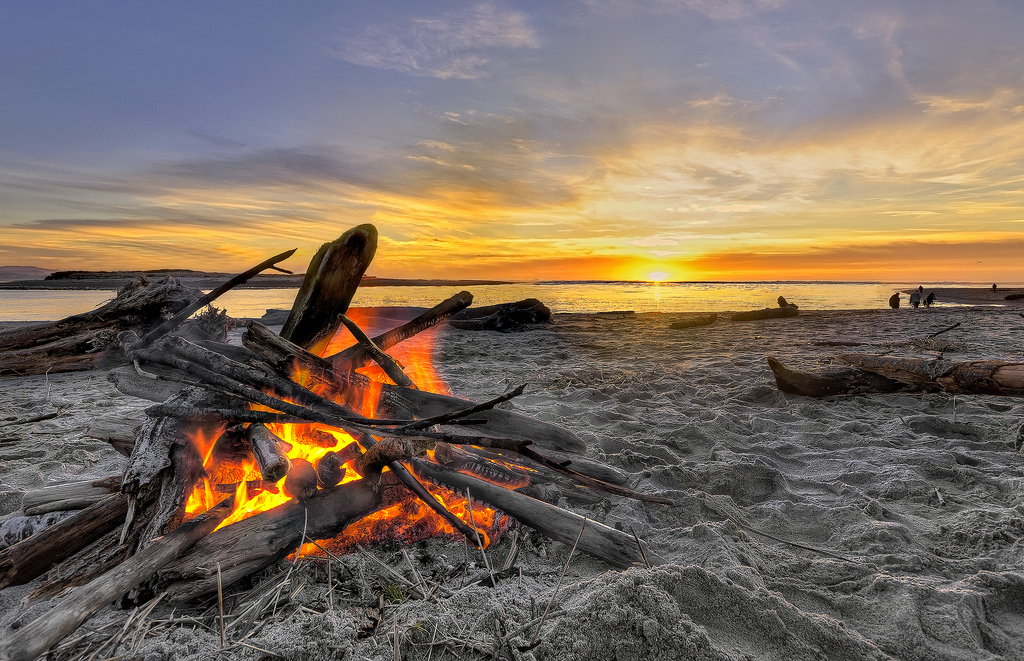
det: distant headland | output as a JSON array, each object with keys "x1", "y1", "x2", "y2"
[{"x1": 0, "y1": 267, "x2": 513, "y2": 290}]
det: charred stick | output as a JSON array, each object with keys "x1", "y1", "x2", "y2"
[
  {"x1": 142, "y1": 403, "x2": 484, "y2": 428},
  {"x1": 515, "y1": 446, "x2": 677, "y2": 506},
  {"x1": 140, "y1": 249, "x2": 296, "y2": 346},
  {"x1": 122, "y1": 333, "x2": 372, "y2": 434},
  {"x1": 328, "y1": 290, "x2": 473, "y2": 369},
  {"x1": 246, "y1": 423, "x2": 293, "y2": 483},
  {"x1": 243, "y1": 320, "x2": 349, "y2": 388},
  {"x1": 396, "y1": 384, "x2": 527, "y2": 432},
  {"x1": 411, "y1": 460, "x2": 663, "y2": 570},
  {"x1": 338, "y1": 314, "x2": 415, "y2": 388},
  {"x1": 0, "y1": 498, "x2": 233, "y2": 661}
]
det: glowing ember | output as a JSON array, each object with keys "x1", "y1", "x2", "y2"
[{"x1": 182, "y1": 308, "x2": 517, "y2": 548}]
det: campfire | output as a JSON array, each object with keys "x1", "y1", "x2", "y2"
[{"x1": 0, "y1": 224, "x2": 670, "y2": 661}]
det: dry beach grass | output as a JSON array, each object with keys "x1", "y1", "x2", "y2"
[{"x1": 1, "y1": 303, "x2": 1023, "y2": 660}]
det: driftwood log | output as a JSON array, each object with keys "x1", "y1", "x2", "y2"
[
  {"x1": 732, "y1": 306, "x2": 799, "y2": 322},
  {"x1": 0, "y1": 494, "x2": 131, "y2": 589},
  {"x1": 448, "y1": 298, "x2": 552, "y2": 332},
  {"x1": 768, "y1": 354, "x2": 1024, "y2": 398},
  {"x1": 767, "y1": 357, "x2": 909, "y2": 397},
  {"x1": 670, "y1": 313, "x2": 718, "y2": 330},
  {"x1": 838, "y1": 354, "x2": 1024, "y2": 396}
]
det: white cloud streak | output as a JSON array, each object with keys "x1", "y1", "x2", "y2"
[{"x1": 332, "y1": 3, "x2": 539, "y2": 79}]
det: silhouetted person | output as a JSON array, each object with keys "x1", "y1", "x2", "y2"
[
  {"x1": 993, "y1": 283, "x2": 998, "y2": 292},
  {"x1": 910, "y1": 289, "x2": 921, "y2": 308},
  {"x1": 924, "y1": 292, "x2": 935, "y2": 307},
  {"x1": 888, "y1": 292, "x2": 900, "y2": 309}
]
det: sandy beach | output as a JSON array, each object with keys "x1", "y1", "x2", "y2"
[{"x1": 2, "y1": 303, "x2": 1024, "y2": 660}]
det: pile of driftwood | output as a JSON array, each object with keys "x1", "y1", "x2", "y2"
[
  {"x1": 0, "y1": 225, "x2": 670, "y2": 661},
  {"x1": 0, "y1": 277, "x2": 207, "y2": 376}
]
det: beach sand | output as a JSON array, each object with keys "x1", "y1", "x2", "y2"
[{"x1": 2, "y1": 304, "x2": 1024, "y2": 660}]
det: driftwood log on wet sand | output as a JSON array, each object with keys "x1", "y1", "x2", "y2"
[
  {"x1": 670, "y1": 313, "x2": 718, "y2": 330},
  {"x1": 768, "y1": 353, "x2": 1024, "y2": 397}
]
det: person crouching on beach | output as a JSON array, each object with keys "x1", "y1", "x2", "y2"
[
  {"x1": 888, "y1": 292, "x2": 900, "y2": 309},
  {"x1": 924, "y1": 292, "x2": 935, "y2": 307}
]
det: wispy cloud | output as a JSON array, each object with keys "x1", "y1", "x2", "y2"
[{"x1": 331, "y1": 3, "x2": 539, "y2": 79}]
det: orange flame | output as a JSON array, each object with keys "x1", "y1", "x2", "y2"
[{"x1": 181, "y1": 307, "x2": 513, "y2": 548}]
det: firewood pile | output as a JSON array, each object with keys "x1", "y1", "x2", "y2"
[{"x1": 0, "y1": 225, "x2": 672, "y2": 661}]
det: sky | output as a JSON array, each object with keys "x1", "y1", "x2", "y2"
[{"x1": 2, "y1": 1, "x2": 1024, "y2": 282}]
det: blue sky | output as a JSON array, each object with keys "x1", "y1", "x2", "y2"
[{"x1": 2, "y1": 1, "x2": 1024, "y2": 281}]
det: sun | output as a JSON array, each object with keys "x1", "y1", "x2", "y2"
[{"x1": 647, "y1": 271, "x2": 669, "y2": 282}]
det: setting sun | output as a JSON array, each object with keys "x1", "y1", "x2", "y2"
[{"x1": 647, "y1": 271, "x2": 669, "y2": 282}]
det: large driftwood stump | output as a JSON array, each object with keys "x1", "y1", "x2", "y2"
[{"x1": 281, "y1": 224, "x2": 377, "y2": 350}]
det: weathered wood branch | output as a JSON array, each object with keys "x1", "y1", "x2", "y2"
[
  {"x1": 0, "y1": 494, "x2": 130, "y2": 589},
  {"x1": 0, "y1": 277, "x2": 203, "y2": 376},
  {"x1": 328, "y1": 290, "x2": 473, "y2": 369},
  {"x1": 140, "y1": 249, "x2": 296, "y2": 346},
  {"x1": 21, "y1": 476, "x2": 121, "y2": 516},
  {"x1": 282, "y1": 224, "x2": 377, "y2": 350}
]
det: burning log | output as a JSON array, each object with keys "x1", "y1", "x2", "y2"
[
  {"x1": 246, "y1": 422, "x2": 292, "y2": 482},
  {"x1": 281, "y1": 224, "x2": 377, "y2": 350},
  {"x1": 242, "y1": 320, "x2": 588, "y2": 454},
  {"x1": 412, "y1": 460, "x2": 662, "y2": 569},
  {"x1": 156, "y1": 476, "x2": 396, "y2": 603},
  {"x1": 328, "y1": 290, "x2": 474, "y2": 369}
]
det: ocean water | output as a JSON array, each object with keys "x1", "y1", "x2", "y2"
[{"x1": 0, "y1": 281, "x2": 996, "y2": 322}]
